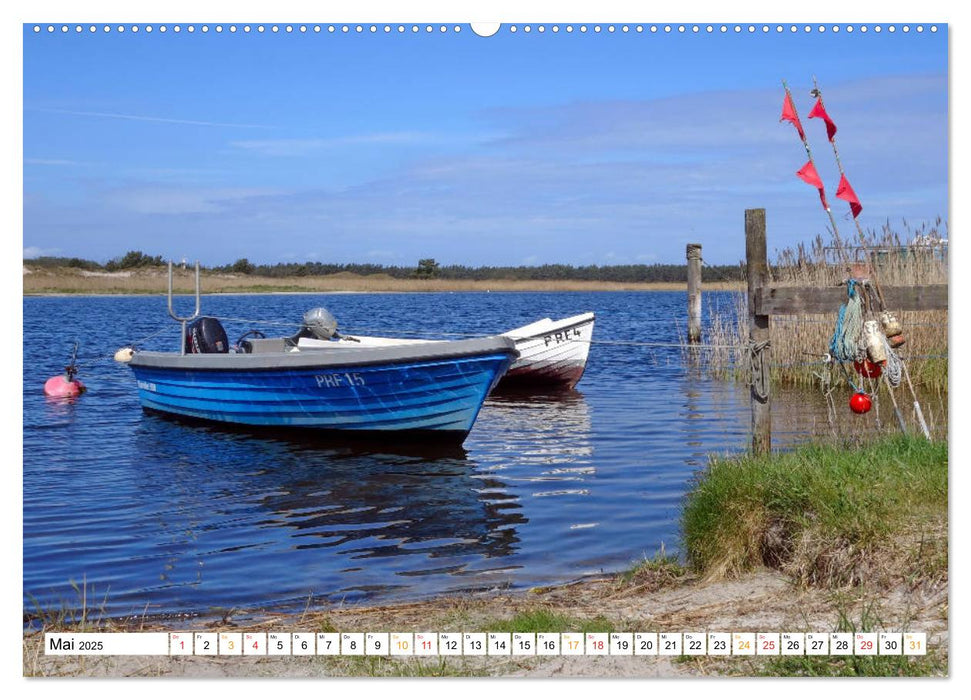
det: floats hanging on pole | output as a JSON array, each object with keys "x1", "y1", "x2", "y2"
[{"x1": 800, "y1": 78, "x2": 928, "y2": 437}]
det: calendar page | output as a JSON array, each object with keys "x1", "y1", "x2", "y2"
[{"x1": 19, "y1": 0, "x2": 950, "y2": 684}]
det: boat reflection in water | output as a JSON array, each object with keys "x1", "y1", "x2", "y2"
[
  {"x1": 472, "y1": 388, "x2": 595, "y2": 493},
  {"x1": 128, "y1": 414, "x2": 530, "y2": 606}
]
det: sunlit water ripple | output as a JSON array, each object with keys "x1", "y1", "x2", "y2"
[{"x1": 23, "y1": 291, "x2": 940, "y2": 623}]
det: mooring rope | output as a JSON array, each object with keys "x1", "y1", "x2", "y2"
[
  {"x1": 129, "y1": 326, "x2": 172, "y2": 349},
  {"x1": 749, "y1": 339, "x2": 771, "y2": 401},
  {"x1": 69, "y1": 325, "x2": 173, "y2": 367}
]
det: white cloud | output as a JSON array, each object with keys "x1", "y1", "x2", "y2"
[
  {"x1": 24, "y1": 158, "x2": 81, "y2": 166},
  {"x1": 23, "y1": 246, "x2": 61, "y2": 259},
  {"x1": 232, "y1": 132, "x2": 435, "y2": 156},
  {"x1": 28, "y1": 107, "x2": 270, "y2": 129},
  {"x1": 104, "y1": 186, "x2": 280, "y2": 215},
  {"x1": 364, "y1": 250, "x2": 400, "y2": 260}
]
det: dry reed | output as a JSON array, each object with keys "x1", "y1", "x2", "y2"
[{"x1": 696, "y1": 220, "x2": 948, "y2": 393}]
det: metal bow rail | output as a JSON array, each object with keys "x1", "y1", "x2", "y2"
[{"x1": 167, "y1": 260, "x2": 201, "y2": 355}]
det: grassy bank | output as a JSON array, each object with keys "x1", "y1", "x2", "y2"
[{"x1": 682, "y1": 435, "x2": 948, "y2": 589}]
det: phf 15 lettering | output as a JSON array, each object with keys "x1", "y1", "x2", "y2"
[{"x1": 315, "y1": 372, "x2": 366, "y2": 388}]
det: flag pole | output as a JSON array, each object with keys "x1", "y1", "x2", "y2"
[
  {"x1": 809, "y1": 77, "x2": 885, "y2": 302},
  {"x1": 782, "y1": 79, "x2": 849, "y2": 267},
  {"x1": 811, "y1": 76, "x2": 869, "y2": 249},
  {"x1": 810, "y1": 78, "x2": 923, "y2": 437}
]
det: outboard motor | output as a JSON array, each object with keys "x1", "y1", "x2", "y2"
[
  {"x1": 299, "y1": 307, "x2": 339, "y2": 340},
  {"x1": 185, "y1": 317, "x2": 229, "y2": 354}
]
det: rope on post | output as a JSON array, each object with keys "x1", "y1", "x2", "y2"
[{"x1": 749, "y1": 339, "x2": 771, "y2": 402}]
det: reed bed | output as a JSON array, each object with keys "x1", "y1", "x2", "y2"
[
  {"x1": 773, "y1": 218, "x2": 948, "y2": 287},
  {"x1": 692, "y1": 221, "x2": 948, "y2": 394}
]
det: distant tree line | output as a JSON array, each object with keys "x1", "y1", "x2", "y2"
[
  {"x1": 26, "y1": 251, "x2": 165, "y2": 271},
  {"x1": 24, "y1": 251, "x2": 744, "y2": 283}
]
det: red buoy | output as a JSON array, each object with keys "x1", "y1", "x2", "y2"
[
  {"x1": 45, "y1": 343, "x2": 85, "y2": 398},
  {"x1": 853, "y1": 359, "x2": 883, "y2": 379},
  {"x1": 849, "y1": 392, "x2": 872, "y2": 414},
  {"x1": 44, "y1": 374, "x2": 86, "y2": 398}
]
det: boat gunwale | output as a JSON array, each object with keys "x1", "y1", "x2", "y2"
[
  {"x1": 128, "y1": 335, "x2": 518, "y2": 372},
  {"x1": 505, "y1": 313, "x2": 595, "y2": 343}
]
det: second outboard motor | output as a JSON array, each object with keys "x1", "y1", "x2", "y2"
[
  {"x1": 185, "y1": 317, "x2": 229, "y2": 354},
  {"x1": 300, "y1": 307, "x2": 339, "y2": 340}
]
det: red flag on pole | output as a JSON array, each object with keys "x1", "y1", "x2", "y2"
[
  {"x1": 796, "y1": 161, "x2": 823, "y2": 188},
  {"x1": 836, "y1": 173, "x2": 863, "y2": 217},
  {"x1": 780, "y1": 93, "x2": 805, "y2": 140},
  {"x1": 796, "y1": 161, "x2": 829, "y2": 211},
  {"x1": 808, "y1": 97, "x2": 838, "y2": 141}
]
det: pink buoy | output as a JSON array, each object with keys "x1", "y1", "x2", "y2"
[
  {"x1": 45, "y1": 343, "x2": 87, "y2": 398},
  {"x1": 44, "y1": 374, "x2": 86, "y2": 398}
]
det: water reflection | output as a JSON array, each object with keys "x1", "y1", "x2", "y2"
[
  {"x1": 256, "y1": 456, "x2": 527, "y2": 567},
  {"x1": 475, "y1": 389, "x2": 594, "y2": 480},
  {"x1": 124, "y1": 413, "x2": 529, "y2": 602}
]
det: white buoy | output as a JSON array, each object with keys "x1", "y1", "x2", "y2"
[
  {"x1": 114, "y1": 347, "x2": 134, "y2": 363},
  {"x1": 880, "y1": 310, "x2": 903, "y2": 337},
  {"x1": 864, "y1": 320, "x2": 887, "y2": 364}
]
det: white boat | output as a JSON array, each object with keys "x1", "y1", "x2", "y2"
[
  {"x1": 497, "y1": 312, "x2": 595, "y2": 389},
  {"x1": 299, "y1": 312, "x2": 595, "y2": 390}
]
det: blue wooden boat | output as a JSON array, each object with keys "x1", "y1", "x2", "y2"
[
  {"x1": 127, "y1": 337, "x2": 516, "y2": 441},
  {"x1": 119, "y1": 264, "x2": 517, "y2": 443}
]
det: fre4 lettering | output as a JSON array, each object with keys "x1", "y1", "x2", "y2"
[{"x1": 543, "y1": 328, "x2": 582, "y2": 347}]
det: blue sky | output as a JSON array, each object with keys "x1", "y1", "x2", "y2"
[{"x1": 23, "y1": 22, "x2": 948, "y2": 266}]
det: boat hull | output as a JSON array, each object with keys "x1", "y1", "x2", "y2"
[
  {"x1": 128, "y1": 338, "x2": 516, "y2": 441},
  {"x1": 498, "y1": 312, "x2": 595, "y2": 390}
]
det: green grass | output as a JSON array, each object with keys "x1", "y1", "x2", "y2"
[
  {"x1": 617, "y1": 548, "x2": 690, "y2": 590},
  {"x1": 673, "y1": 594, "x2": 947, "y2": 677},
  {"x1": 757, "y1": 653, "x2": 945, "y2": 677},
  {"x1": 681, "y1": 435, "x2": 948, "y2": 586},
  {"x1": 913, "y1": 354, "x2": 949, "y2": 393},
  {"x1": 479, "y1": 609, "x2": 616, "y2": 634},
  {"x1": 313, "y1": 655, "x2": 491, "y2": 677},
  {"x1": 759, "y1": 598, "x2": 945, "y2": 676},
  {"x1": 24, "y1": 576, "x2": 115, "y2": 633}
]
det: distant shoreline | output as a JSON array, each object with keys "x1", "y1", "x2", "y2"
[{"x1": 23, "y1": 268, "x2": 744, "y2": 296}]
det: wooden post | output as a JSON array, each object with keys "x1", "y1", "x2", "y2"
[
  {"x1": 686, "y1": 243, "x2": 702, "y2": 343},
  {"x1": 745, "y1": 209, "x2": 771, "y2": 455}
]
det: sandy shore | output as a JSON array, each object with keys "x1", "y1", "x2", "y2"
[
  {"x1": 23, "y1": 267, "x2": 744, "y2": 295},
  {"x1": 24, "y1": 568, "x2": 948, "y2": 678}
]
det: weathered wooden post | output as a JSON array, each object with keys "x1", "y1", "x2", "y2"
[
  {"x1": 745, "y1": 209, "x2": 771, "y2": 454},
  {"x1": 686, "y1": 243, "x2": 702, "y2": 344}
]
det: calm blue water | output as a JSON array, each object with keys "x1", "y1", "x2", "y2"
[{"x1": 23, "y1": 291, "x2": 831, "y2": 624}]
